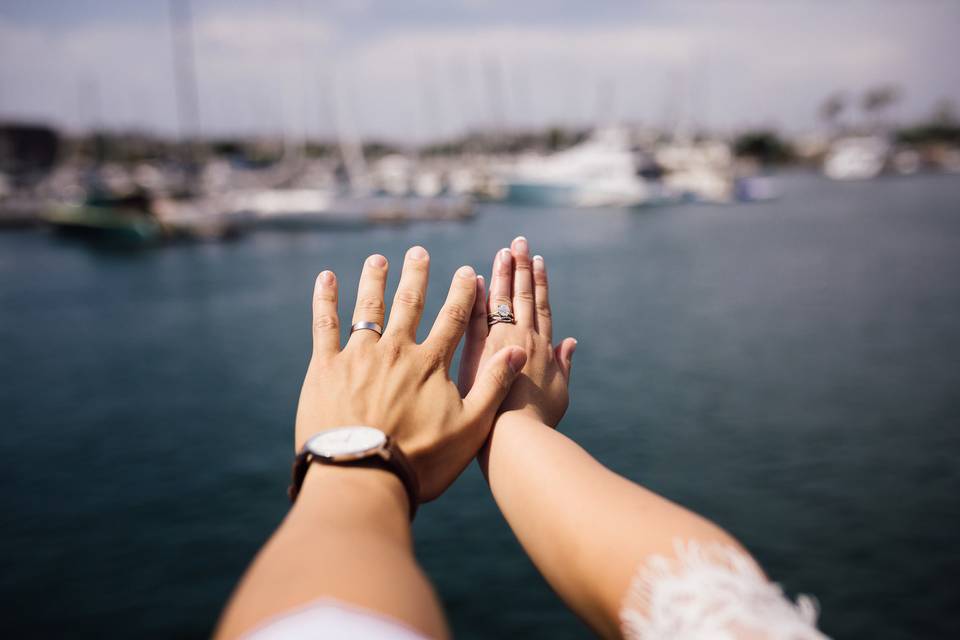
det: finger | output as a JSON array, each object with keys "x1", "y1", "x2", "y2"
[
  {"x1": 555, "y1": 337, "x2": 577, "y2": 380},
  {"x1": 312, "y1": 270, "x2": 340, "y2": 357},
  {"x1": 488, "y1": 247, "x2": 513, "y2": 314},
  {"x1": 511, "y1": 236, "x2": 535, "y2": 328},
  {"x1": 385, "y1": 246, "x2": 430, "y2": 341},
  {"x1": 349, "y1": 254, "x2": 388, "y2": 344},
  {"x1": 425, "y1": 265, "x2": 477, "y2": 366},
  {"x1": 463, "y1": 346, "x2": 527, "y2": 425},
  {"x1": 532, "y1": 254, "x2": 552, "y2": 340},
  {"x1": 457, "y1": 275, "x2": 488, "y2": 396}
]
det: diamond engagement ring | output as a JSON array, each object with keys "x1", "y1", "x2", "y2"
[{"x1": 487, "y1": 304, "x2": 516, "y2": 327}]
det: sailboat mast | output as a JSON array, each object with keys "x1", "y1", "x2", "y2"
[{"x1": 169, "y1": 0, "x2": 201, "y2": 180}]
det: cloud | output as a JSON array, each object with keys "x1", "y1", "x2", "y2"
[
  {"x1": 0, "y1": 9, "x2": 336, "y2": 136},
  {"x1": 0, "y1": 2, "x2": 958, "y2": 141}
]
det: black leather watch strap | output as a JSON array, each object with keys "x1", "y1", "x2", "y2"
[{"x1": 288, "y1": 438, "x2": 419, "y2": 520}]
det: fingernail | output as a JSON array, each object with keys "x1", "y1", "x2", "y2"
[
  {"x1": 457, "y1": 265, "x2": 475, "y2": 279},
  {"x1": 508, "y1": 348, "x2": 527, "y2": 373},
  {"x1": 477, "y1": 275, "x2": 485, "y2": 286},
  {"x1": 368, "y1": 254, "x2": 387, "y2": 268},
  {"x1": 319, "y1": 270, "x2": 335, "y2": 285},
  {"x1": 533, "y1": 255, "x2": 544, "y2": 271},
  {"x1": 408, "y1": 246, "x2": 428, "y2": 261},
  {"x1": 569, "y1": 338, "x2": 578, "y2": 357},
  {"x1": 513, "y1": 236, "x2": 528, "y2": 254},
  {"x1": 499, "y1": 248, "x2": 511, "y2": 264}
]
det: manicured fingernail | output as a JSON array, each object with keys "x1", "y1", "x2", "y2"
[
  {"x1": 408, "y1": 246, "x2": 428, "y2": 261},
  {"x1": 319, "y1": 270, "x2": 335, "y2": 285},
  {"x1": 508, "y1": 347, "x2": 527, "y2": 373},
  {"x1": 477, "y1": 275, "x2": 485, "y2": 287},
  {"x1": 368, "y1": 254, "x2": 387, "y2": 268},
  {"x1": 457, "y1": 265, "x2": 475, "y2": 279},
  {"x1": 533, "y1": 255, "x2": 544, "y2": 271},
  {"x1": 499, "y1": 248, "x2": 511, "y2": 264},
  {"x1": 569, "y1": 338, "x2": 577, "y2": 357},
  {"x1": 513, "y1": 236, "x2": 528, "y2": 253}
]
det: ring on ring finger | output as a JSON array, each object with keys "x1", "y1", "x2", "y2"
[{"x1": 486, "y1": 303, "x2": 516, "y2": 327}]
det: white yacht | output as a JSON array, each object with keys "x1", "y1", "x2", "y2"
[
  {"x1": 823, "y1": 136, "x2": 889, "y2": 181},
  {"x1": 501, "y1": 128, "x2": 655, "y2": 208}
]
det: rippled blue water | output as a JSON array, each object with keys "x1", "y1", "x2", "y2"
[{"x1": 2, "y1": 173, "x2": 959, "y2": 638}]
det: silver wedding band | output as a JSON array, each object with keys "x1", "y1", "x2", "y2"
[{"x1": 351, "y1": 321, "x2": 383, "y2": 336}]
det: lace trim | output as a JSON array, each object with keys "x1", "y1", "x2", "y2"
[{"x1": 620, "y1": 541, "x2": 828, "y2": 640}]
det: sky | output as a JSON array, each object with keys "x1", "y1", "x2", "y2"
[{"x1": 1, "y1": 1, "x2": 958, "y2": 143}]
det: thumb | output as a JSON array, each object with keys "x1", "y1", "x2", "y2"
[
  {"x1": 463, "y1": 346, "x2": 527, "y2": 420},
  {"x1": 555, "y1": 337, "x2": 577, "y2": 380}
]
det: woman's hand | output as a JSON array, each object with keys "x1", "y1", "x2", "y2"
[
  {"x1": 295, "y1": 247, "x2": 527, "y2": 501},
  {"x1": 458, "y1": 237, "x2": 576, "y2": 427}
]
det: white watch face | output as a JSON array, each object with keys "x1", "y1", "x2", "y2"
[{"x1": 307, "y1": 426, "x2": 387, "y2": 459}]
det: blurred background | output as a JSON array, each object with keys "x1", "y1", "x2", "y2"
[{"x1": 2, "y1": 1, "x2": 959, "y2": 637}]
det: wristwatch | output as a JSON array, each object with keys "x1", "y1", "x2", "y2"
[{"x1": 289, "y1": 426, "x2": 420, "y2": 520}]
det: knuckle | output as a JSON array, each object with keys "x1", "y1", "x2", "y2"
[
  {"x1": 533, "y1": 271, "x2": 548, "y2": 285},
  {"x1": 442, "y1": 303, "x2": 471, "y2": 327},
  {"x1": 356, "y1": 296, "x2": 385, "y2": 315},
  {"x1": 535, "y1": 300, "x2": 552, "y2": 317},
  {"x1": 314, "y1": 289, "x2": 336, "y2": 304},
  {"x1": 420, "y1": 346, "x2": 446, "y2": 371},
  {"x1": 515, "y1": 290, "x2": 536, "y2": 304},
  {"x1": 395, "y1": 288, "x2": 424, "y2": 310},
  {"x1": 313, "y1": 314, "x2": 339, "y2": 331}
]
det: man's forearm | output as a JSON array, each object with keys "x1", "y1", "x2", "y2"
[
  {"x1": 215, "y1": 466, "x2": 447, "y2": 639},
  {"x1": 481, "y1": 412, "x2": 742, "y2": 638}
]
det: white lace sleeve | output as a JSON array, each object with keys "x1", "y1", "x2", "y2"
[{"x1": 620, "y1": 541, "x2": 828, "y2": 640}]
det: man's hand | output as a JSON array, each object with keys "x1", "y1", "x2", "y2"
[{"x1": 296, "y1": 246, "x2": 527, "y2": 501}]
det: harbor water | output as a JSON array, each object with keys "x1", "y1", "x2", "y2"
[{"x1": 2, "y1": 173, "x2": 959, "y2": 638}]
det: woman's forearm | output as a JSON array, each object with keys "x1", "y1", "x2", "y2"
[
  {"x1": 214, "y1": 465, "x2": 447, "y2": 639},
  {"x1": 480, "y1": 412, "x2": 745, "y2": 638}
]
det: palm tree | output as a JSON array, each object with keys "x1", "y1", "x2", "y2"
[
  {"x1": 819, "y1": 93, "x2": 846, "y2": 133},
  {"x1": 861, "y1": 85, "x2": 901, "y2": 132}
]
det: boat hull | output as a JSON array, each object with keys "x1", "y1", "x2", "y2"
[
  {"x1": 42, "y1": 205, "x2": 164, "y2": 245},
  {"x1": 505, "y1": 182, "x2": 578, "y2": 207}
]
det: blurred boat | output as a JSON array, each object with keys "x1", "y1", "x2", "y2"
[
  {"x1": 152, "y1": 195, "x2": 243, "y2": 240},
  {"x1": 42, "y1": 194, "x2": 164, "y2": 245},
  {"x1": 225, "y1": 188, "x2": 356, "y2": 229},
  {"x1": 227, "y1": 188, "x2": 473, "y2": 229},
  {"x1": 43, "y1": 189, "x2": 243, "y2": 245},
  {"x1": 823, "y1": 136, "x2": 889, "y2": 181},
  {"x1": 372, "y1": 155, "x2": 413, "y2": 196},
  {"x1": 502, "y1": 128, "x2": 657, "y2": 208},
  {"x1": 656, "y1": 141, "x2": 736, "y2": 203}
]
